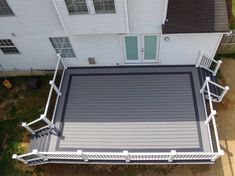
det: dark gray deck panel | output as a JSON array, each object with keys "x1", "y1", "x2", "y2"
[{"x1": 44, "y1": 66, "x2": 211, "y2": 153}]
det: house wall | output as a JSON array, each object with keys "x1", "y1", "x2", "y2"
[
  {"x1": 0, "y1": 0, "x2": 224, "y2": 70},
  {"x1": 0, "y1": 34, "x2": 60, "y2": 70},
  {"x1": 54, "y1": 0, "x2": 127, "y2": 34},
  {"x1": 127, "y1": 0, "x2": 165, "y2": 33},
  {"x1": 0, "y1": 0, "x2": 64, "y2": 36},
  {"x1": 65, "y1": 34, "x2": 123, "y2": 66},
  {"x1": 159, "y1": 33, "x2": 223, "y2": 65}
]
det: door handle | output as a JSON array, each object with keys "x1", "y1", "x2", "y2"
[{"x1": 141, "y1": 48, "x2": 144, "y2": 52}]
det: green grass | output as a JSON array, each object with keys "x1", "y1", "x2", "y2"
[
  {"x1": 0, "y1": 76, "x2": 51, "y2": 176},
  {"x1": 229, "y1": 0, "x2": 235, "y2": 29}
]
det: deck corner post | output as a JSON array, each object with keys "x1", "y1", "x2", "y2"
[
  {"x1": 12, "y1": 154, "x2": 27, "y2": 164},
  {"x1": 218, "y1": 86, "x2": 229, "y2": 102},
  {"x1": 77, "y1": 150, "x2": 89, "y2": 162},
  {"x1": 22, "y1": 122, "x2": 35, "y2": 135},
  {"x1": 123, "y1": 150, "x2": 130, "y2": 162},
  {"x1": 211, "y1": 150, "x2": 224, "y2": 161},
  {"x1": 196, "y1": 50, "x2": 204, "y2": 67},
  {"x1": 40, "y1": 114, "x2": 54, "y2": 128},
  {"x1": 168, "y1": 150, "x2": 176, "y2": 162},
  {"x1": 200, "y1": 77, "x2": 210, "y2": 93},
  {"x1": 213, "y1": 60, "x2": 222, "y2": 76}
]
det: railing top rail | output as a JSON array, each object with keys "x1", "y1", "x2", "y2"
[{"x1": 208, "y1": 80, "x2": 227, "y2": 90}]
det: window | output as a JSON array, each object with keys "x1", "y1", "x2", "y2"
[
  {"x1": 64, "y1": 0, "x2": 88, "y2": 14},
  {"x1": 49, "y1": 37, "x2": 76, "y2": 58},
  {"x1": 93, "y1": 0, "x2": 115, "y2": 14},
  {"x1": 0, "y1": 0, "x2": 14, "y2": 16},
  {"x1": 64, "y1": 0, "x2": 115, "y2": 15},
  {"x1": 0, "y1": 39, "x2": 20, "y2": 54}
]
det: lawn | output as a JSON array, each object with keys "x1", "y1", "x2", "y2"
[
  {"x1": 0, "y1": 76, "x2": 51, "y2": 176},
  {"x1": 229, "y1": 0, "x2": 235, "y2": 29}
]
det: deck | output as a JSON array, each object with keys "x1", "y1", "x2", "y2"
[{"x1": 29, "y1": 66, "x2": 212, "y2": 154}]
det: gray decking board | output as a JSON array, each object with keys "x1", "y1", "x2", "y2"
[{"x1": 43, "y1": 66, "x2": 212, "y2": 153}]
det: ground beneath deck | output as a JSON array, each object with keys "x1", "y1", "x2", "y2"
[{"x1": 50, "y1": 66, "x2": 210, "y2": 152}]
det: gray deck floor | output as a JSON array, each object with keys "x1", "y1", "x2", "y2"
[{"x1": 47, "y1": 66, "x2": 211, "y2": 153}]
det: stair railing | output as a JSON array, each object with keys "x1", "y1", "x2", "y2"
[
  {"x1": 196, "y1": 50, "x2": 222, "y2": 76},
  {"x1": 21, "y1": 54, "x2": 67, "y2": 134}
]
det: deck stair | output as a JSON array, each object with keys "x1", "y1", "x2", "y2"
[{"x1": 29, "y1": 128, "x2": 52, "y2": 152}]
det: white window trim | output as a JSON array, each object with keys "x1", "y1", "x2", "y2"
[
  {"x1": 65, "y1": 0, "x2": 116, "y2": 15},
  {"x1": 0, "y1": 39, "x2": 20, "y2": 54}
]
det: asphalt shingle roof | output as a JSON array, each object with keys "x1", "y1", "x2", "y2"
[{"x1": 162, "y1": 0, "x2": 229, "y2": 34}]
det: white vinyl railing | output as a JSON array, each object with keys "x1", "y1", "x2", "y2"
[
  {"x1": 196, "y1": 50, "x2": 222, "y2": 76},
  {"x1": 12, "y1": 150, "x2": 224, "y2": 165},
  {"x1": 21, "y1": 54, "x2": 67, "y2": 134},
  {"x1": 200, "y1": 77, "x2": 229, "y2": 153}
]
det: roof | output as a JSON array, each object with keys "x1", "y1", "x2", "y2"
[{"x1": 162, "y1": 0, "x2": 229, "y2": 34}]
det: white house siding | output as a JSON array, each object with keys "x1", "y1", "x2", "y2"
[
  {"x1": 0, "y1": 34, "x2": 59, "y2": 70},
  {"x1": 65, "y1": 34, "x2": 123, "y2": 66},
  {"x1": 159, "y1": 33, "x2": 223, "y2": 65},
  {"x1": 54, "y1": 0, "x2": 127, "y2": 35},
  {"x1": 0, "y1": 0, "x2": 64, "y2": 36},
  {"x1": 127, "y1": 0, "x2": 165, "y2": 33}
]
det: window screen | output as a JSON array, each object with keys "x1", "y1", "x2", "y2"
[
  {"x1": 0, "y1": 39, "x2": 20, "y2": 54},
  {"x1": 64, "y1": 0, "x2": 88, "y2": 15},
  {"x1": 0, "y1": 0, "x2": 14, "y2": 16},
  {"x1": 93, "y1": 0, "x2": 115, "y2": 13},
  {"x1": 49, "y1": 37, "x2": 76, "y2": 58}
]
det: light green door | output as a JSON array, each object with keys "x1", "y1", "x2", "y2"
[
  {"x1": 124, "y1": 36, "x2": 140, "y2": 63},
  {"x1": 143, "y1": 35, "x2": 158, "y2": 62}
]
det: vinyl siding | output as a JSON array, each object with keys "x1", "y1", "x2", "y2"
[
  {"x1": 53, "y1": 0, "x2": 127, "y2": 34},
  {"x1": 128, "y1": 0, "x2": 165, "y2": 33},
  {"x1": 0, "y1": 0, "x2": 64, "y2": 36},
  {"x1": 159, "y1": 33, "x2": 223, "y2": 65}
]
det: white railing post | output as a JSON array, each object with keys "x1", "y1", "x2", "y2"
[
  {"x1": 77, "y1": 150, "x2": 89, "y2": 162},
  {"x1": 200, "y1": 77, "x2": 210, "y2": 93},
  {"x1": 218, "y1": 86, "x2": 229, "y2": 102},
  {"x1": 168, "y1": 150, "x2": 176, "y2": 162},
  {"x1": 22, "y1": 122, "x2": 35, "y2": 135},
  {"x1": 205, "y1": 110, "x2": 217, "y2": 124},
  {"x1": 40, "y1": 114, "x2": 54, "y2": 128},
  {"x1": 123, "y1": 150, "x2": 130, "y2": 162},
  {"x1": 213, "y1": 60, "x2": 222, "y2": 76},
  {"x1": 12, "y1": 154, "x2": 27, "y2": 164},
  {"x1": 49, "y1": 80, "x2": 61, "y2": 96},
  {"x1": 211, "y1": 150, "x2": 224, "y2": 161},
  {"x1": 57, "y1": 53, "x2": 67, "y2": 70},
  {"x1": 196, "y1": 50, "x2": 204, "y2": 67}
]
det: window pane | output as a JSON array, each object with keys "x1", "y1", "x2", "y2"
[
  {"x1": 0, "y1": 39, "x2": 20, "y2": 54},
  {"x1": 65, "y1": 0, "x2": 88, "y2": 15},
  {"x1": 125, "y1": 36, "x2": 138, "y2": 61},
  {"x1": 49, "y1": 37, "x2": 76, "y2": 58},
  {"x1": 144, "y1": 36, "x2": 157, "y2": 60},
  {"x1": 0, "y1": 0, "x2": 14, "y2": 16},
  {"x1": 93, "y1": 0, "x2": 115, "y2": 14}
]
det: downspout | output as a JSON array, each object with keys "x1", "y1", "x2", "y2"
[
  {"x1": 123, "y1": 0, "x2": 130, "y2": 33},
  {"x1": 162, "y1": 0, "x2": 169, "y2": 24},
  {"x1": 51, "y1": 0, "x2": 68, "y2": 35}
]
